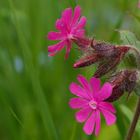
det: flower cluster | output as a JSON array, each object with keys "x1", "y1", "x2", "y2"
[
  {"x1": 47, "y1": 5, "x2": 139, "y2": 136},
  {"x1": 74, "y1": 42, "x2": 130, "y2": 78}
]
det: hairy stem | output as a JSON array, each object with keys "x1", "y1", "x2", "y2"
[{"x1": 125, "y1": 97, "x2": 140, "y2": 140}]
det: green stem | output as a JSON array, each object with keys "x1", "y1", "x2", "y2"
[{"x1": 125, "y1": 97, "x2": 140, "y2": 140}]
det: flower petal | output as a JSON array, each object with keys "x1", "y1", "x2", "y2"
[
  {"x1": 48, "y1": 41, "x2": 66, "y2": 56},
  {"x1": 48, "y1": 31, "x2": 65, "y2": 40},
  {"x1": 55, "y1": 19, "x2": 67, "y2": 33},
  {"x1": 69, "y1": 82, "x2": 89, "y2": 99},
  {"x1": 69, "y1": 97, "x2": 88, "y2": 109},
  {"x1": 98, "y1": 83, "x2": 113, "y2": 101},
  {"x1": 99, "y1": 102, "x2": 116, "y2": 113},
  {"x1": 65, "y1": 41, "x2": 72, "y2": 59},
  {"x1": 83, "y1": 111, "x2": 96, "y2": 135},
  {"x1": 74, "y1": 29, "x2": 85, "y2": 37},
  {"x1": 75, "y1": 106, "x2": 92, "y2": 123},
  {"x1": 62, "y1": 8, "x2": 72, "y2": 28},
  {"x1": 76, "y1": 16, "x2": 87, "y2": 30},
  {"x1": 95, "y1": 110, "x2": 101, "y2": 136},
  {"x1": 77, "y1": 75, "x2": 92, "y2": 99},
  {"x1": 100, "y1": 108, "x2": 116, "y2": 125},
  {"x1": 90, "y1": 77, "x2": 100, "y2": 98},
  {"x1": 72, "y1": 6, "x2": 81, "y2": 26}
]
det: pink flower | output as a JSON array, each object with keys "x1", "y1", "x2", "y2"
[
  {"x1": 69, "y1": 75, "x2": 116, "y2": 136},
  {"x1": 47, "y1": 6, "x2": 87, "y2": 58}
]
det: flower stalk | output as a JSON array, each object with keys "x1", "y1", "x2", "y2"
[{"x1": 125, "y1": 97, "x2": 140, "y2": 140}]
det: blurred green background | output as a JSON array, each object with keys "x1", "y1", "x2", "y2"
[{"x1": 0, "y1": 0, "x2": 140, "y2": 140}]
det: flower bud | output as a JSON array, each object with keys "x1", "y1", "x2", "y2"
[
  {"x1": 106, "y1": 70, "x2": 139, "y2": 102},
  {"x1": 91, "y1": 40, "x2": 116, "y2": 57},
  {"x1": 73, "y1": 52, "x2": 103, "y2": 68},
  {"x1": 72, "y1": 37, "x2": 92, "y2": 49},
  {"x1": 94, "y1": 46, "x2": 130, "y2": 78},
  {"x1": 73, "y1": 39, "x2": 130, "y2": 78}
]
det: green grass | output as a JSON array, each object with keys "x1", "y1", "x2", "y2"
[{"x1": 0, "y1": 0, "x2": 140, "y2": 140}]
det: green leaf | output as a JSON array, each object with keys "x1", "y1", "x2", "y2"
[
  {"x1": 119, "y1": 30, "x2": 140, "y2": 48},
  {"x1": 119, "y1": 30, "x2": 140, "y2": 67},
  {"x1": 120, "y1": 105, "x2": 140, "y2": 138},
  {"x1": 119, "y1": 30, "x2": 140, "y2": 96}
]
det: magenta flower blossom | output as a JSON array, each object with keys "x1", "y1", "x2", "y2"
[
  {"x1": 69, "y1": 75, "x2": 116, "y2": 135},
  {"x1": 47, "y1": 6, "x2": 87, "y2": 58}
]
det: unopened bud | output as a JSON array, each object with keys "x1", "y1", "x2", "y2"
[
  {"x1": 72, "y1": 37, "x2": 92, "y2": 49},
  {"x1": 73, "y1": 39, "x2": 130, "y2": 77},
  {"x1": 91, "y1": 41, "x2": 116, "y2": 57},
  {"x1": 106, "y1": 70, "x2": 139, "y2": 102},
  {"x1": 94, "y1": 46, "x2": 130, "y2": 78},
  {"x1": 73, "y1": 52, "x2": 103, "y2": 68}
]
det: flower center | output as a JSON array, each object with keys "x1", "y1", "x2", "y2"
[
  {"x1": 89, "y1": 100, "x2": 97, "y2": 110},
  {"x1": 67, "y1": 34, "x2": 73, "y2": 40}
]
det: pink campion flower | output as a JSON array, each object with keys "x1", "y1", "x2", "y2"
[
  {"x1": 69, "y1": 75, "x2": 116, "y2": 135},
  {"x1": 47, "y1": 6, "x2": 87, "y2": 58}
]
